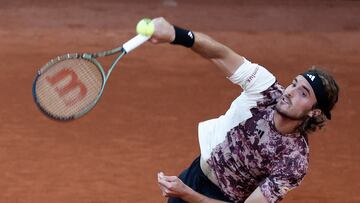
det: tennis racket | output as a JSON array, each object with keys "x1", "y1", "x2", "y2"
[{"x1": 33, "y1": 21, "x2": 153, "y2": 121}]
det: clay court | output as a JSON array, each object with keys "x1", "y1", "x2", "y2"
[{"x1": 0, "y1": 0, "x2": 359, "y2": 202}]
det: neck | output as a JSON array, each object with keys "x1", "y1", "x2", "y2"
[{"x1": 273, "y1": 111, "x2": 302, "y2": 135}]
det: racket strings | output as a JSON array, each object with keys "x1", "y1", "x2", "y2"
[{"x1": 35, "y1": 58, "x2": 103, "y2": 119}]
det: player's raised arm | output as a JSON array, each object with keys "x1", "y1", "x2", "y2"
[
  {"x1": 192, "y1": 32, "x2": 244, "y2": 77},
  {"x1": 151, "y1": 17, "x2": 244, "y2": 77}
]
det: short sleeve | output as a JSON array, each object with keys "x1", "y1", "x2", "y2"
[
  {"x1": 260, "y1": 151, "x2": 309, "y2": 203},
  {"x1": 228, "y1": 58, "x2": 276, "y2": 94}
]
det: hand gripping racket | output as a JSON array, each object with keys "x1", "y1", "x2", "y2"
[{"x1": 32, "y1": 19, "x2": 154, "y2": 121}]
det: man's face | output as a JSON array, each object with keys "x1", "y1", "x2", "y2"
[{"x1": 276, "y1": 75, "x2": 318, "y2": 120}]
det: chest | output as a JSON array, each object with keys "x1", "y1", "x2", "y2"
[{"x1": 227, "y1": 111, "x2": 292, "y2": 174}]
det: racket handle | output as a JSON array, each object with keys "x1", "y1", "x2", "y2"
[{"x1": 122, "y1": 34, "x2": 150, "y2": 53}]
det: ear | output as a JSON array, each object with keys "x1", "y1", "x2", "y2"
[{"x1": 307, "y1": 108, "x2": 322, "y2": 118}]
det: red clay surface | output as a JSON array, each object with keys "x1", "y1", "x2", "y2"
[{"x1": 0, "y1": 0, "x2": 359, "y2": 202}]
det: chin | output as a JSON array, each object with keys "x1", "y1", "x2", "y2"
[{"x1": 275, "y1": 103, "x2": 304, "y2": 120}]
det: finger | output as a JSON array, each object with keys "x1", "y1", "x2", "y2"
[
  {"x1": 157, "y1": 183, "x2": 169, "y2": 197},
  {"x1": 158, "y1": 172, "x2": 166, "y2": 182},
  {"x1": 162, "y1": 175, "x2": 179, "y2": 182},
  {"x1": 157, "y1": 173, "x2": 169, "y2": 188},
  {"x1": 158, "y1": 178, "x2": 172, "y2": 189},
  {"x1": 150, "y1": 38, "x2": 158, "y2": 44}
]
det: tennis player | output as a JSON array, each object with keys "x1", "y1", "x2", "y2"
[{"x1": 150, "y1": 17, "x2": 339, "y2": 203}]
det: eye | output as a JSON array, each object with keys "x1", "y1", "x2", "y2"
[
  {"x1": 300, "y1": 89, "x2": 308, "y2": 97},
  {"x1": 291, "y1": 81, "x2": 296, "y2": 87}
]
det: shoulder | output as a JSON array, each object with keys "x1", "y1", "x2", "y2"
[{"x1": 228, "y1": 58, "x2": 277, "y2": 93}]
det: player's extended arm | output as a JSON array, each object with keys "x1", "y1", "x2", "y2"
[
  {"x1": 192, "y1": 32, "x2": 244, "y2": 77},
  {"x1": 151, "y1": 17, "x2": 244, "y2": 77}
]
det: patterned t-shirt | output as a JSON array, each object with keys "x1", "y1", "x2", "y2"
[{"x1": 198, "y1": 59, "x2": 309, "y2": 203}]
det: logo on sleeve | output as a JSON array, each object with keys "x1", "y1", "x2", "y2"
[{"x1": 246, "y1": 67, "x2": 259, "y2": 84}]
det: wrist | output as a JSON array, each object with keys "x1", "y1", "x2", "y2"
[
  {"x1": 169, "y1": 25, "x2": 176, "y2": 42},
  {"x1": 170, "y1": 25, "x2": 195, "y2": 48},
  {"x1": 182, "y1": 186, "x2": 207, "y2": 203}
]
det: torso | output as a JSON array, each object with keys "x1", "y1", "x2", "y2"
[{"x1": 204, "y1": 106, "x2": 308, "y2": 202}]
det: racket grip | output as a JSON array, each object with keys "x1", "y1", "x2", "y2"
[{"x1": 122, "y1": 34, "x2": 150, "y2": 53}]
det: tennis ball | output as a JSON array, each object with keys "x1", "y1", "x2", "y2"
[{"x1": 136, "y1": 18, "x2": 154, "y2": 36}]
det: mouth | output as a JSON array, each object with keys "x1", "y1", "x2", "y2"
[{"x1": 281, "y1": 95, "x2": 291, "y2": 105}]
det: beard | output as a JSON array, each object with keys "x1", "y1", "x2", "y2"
[{"x1": 275, "y1": 101, "x2": 309, "y2": 121}]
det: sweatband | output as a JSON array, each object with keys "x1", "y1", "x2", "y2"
[
  {"x1": 302, "y1": 71, "x2": 331, "y2": 119},
  {"x1": 171, "y1": 25, "x2": 195, "y2": 48}
]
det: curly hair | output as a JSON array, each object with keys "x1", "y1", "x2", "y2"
[{"x1": 298, "y1": 67, "x2": 339, "y2": 135}]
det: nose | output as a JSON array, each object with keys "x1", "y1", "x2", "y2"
[
  {"x1": 286, "y1": 91, "x2": 293, "y2": 98},
  {"x1": 286, "y1": 86, "x2": 297, "y2": 98}
]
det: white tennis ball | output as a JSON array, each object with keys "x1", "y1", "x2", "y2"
[{"x1": 136, "y1": 18, "x2": 154, "y2": 36}]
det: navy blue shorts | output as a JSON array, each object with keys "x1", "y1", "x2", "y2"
[{"x1": 168, "y1": 156, "x2": 231, "y2": 203}]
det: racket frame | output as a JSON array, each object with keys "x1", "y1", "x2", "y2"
[
  {"x1": 33, "y1": 34, "x2": 149, "y2": 121},
  {"x1": 33, "y1": 53, "x2": 105, "y2": 120}
]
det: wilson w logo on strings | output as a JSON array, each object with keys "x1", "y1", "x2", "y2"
[{"x1": 46, "y1": 69, "x2": 88, "y2": 106}]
